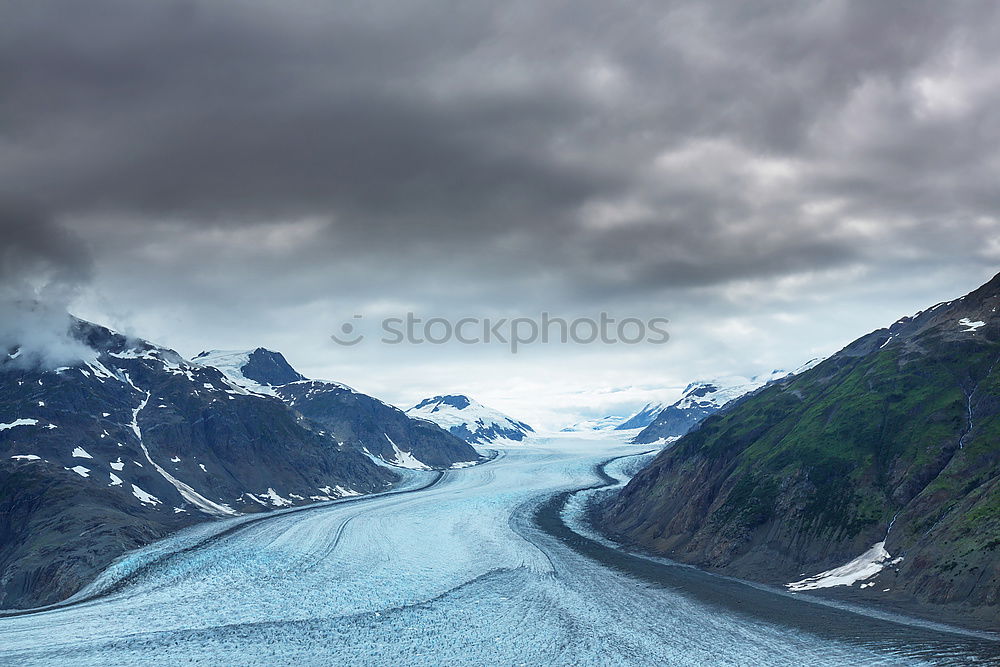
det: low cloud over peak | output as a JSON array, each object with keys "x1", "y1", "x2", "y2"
[{"x1": 0, "y1": 200, "x2": 94, "y2": 367}]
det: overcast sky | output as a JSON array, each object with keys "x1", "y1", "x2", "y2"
[{"x1": 3, "y1": 0, "x2": 999, "y2": 428}]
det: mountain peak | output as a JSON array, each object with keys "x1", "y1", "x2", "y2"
[
  {"x1": 193, "y1": 348, "x2": 306, "y2": 392},
  {"x1": 241, "y1": 348, "x2": 306, "y2": 386},
  {"x1": 414, "y1": 394, "x2": 473, "y2": 411},
  {"x1": 633, "y1": 371, "x2": 796, "y2": 444},
  {"x1": 407, "y1": 394, "x2": 533, "y2": 444}
]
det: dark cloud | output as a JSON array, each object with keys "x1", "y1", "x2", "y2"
[
  {"x1": 0, "y1": 201, "x2": 91, "y2": 287},
  {"x1": 1, "y1": 0, "x2": 998, "y2": 334}
]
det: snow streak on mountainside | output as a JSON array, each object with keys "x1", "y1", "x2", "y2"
[{"x1": 407, "y1": 394, "x2": 534, "y2": 444}]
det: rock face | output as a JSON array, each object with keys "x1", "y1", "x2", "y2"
[
  {"x1": 632, "y1": 371, "x2": 789, "y2": 443},
  {"x1": 190, "y1": 349, "x2": 302, "y2": 395},
  {"x1": 237, "y1": 348, "x2": 307, "y2": 386},
  {"x1": 407, "y1": 395, "x2": 534, "y2": 444},
  {"x1": 601, "y1": 273, "x2": 1000, "y2": 630},
  {"x1": 0, "y1": 323, "x2": 404, "y2": 610},
  {"x1": 194, "y1": 350, "x2": 480, "y2": 470},
  {"x1": 275, "y1": 382, "x2": 479, "y2": 469}
]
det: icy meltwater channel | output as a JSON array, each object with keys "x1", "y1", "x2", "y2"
[{"x1": 1, "y1": 436, "x2": 998, "y2": 665}]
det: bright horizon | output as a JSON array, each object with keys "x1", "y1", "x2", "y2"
[{"x1": 69, "y1": 264, "x2": 995, "y2": 431}]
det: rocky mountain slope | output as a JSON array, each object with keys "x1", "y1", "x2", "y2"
[
  {"x1": 192, "y1": 348, "x2": 305, "y2": 393},
  {"x1": 407, "y1": 395, "x2": 534, "y2": 444},
  {"x1": 601, "y1": 273, "x2": 1000, "y2": 630},
  {"x1": 195, "y1": 350, "x2": 479, "y2": 469},
  {"x1": 1, "y1": 325, "x2": 474, "y2": 610}
]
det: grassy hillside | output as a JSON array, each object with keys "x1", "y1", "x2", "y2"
[{"x1": 601, "y1": 274, "x2": 1000, "y2": 630}]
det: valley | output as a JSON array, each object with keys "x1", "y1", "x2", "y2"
[{"x1": 1, "y1": 436, "x2": 996, "y2": 666}]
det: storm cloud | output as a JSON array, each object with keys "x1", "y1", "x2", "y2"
[
  {"x1": 0, "y1": 200, "x2": 94, "y2": 367},
  {"x1": 2, "y1": 0, "x2": 999, "y2": 423}
]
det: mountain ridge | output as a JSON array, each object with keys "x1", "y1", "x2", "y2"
[
  {"x1": 600, "y1": 272, "x2": 1000, "y2": 631},
  {"x1": 0, "y1": 320, "x2": 476, "y2": 610},
  {"x1": 195, "y1": 349, "x2": 480, "y2": 469}
]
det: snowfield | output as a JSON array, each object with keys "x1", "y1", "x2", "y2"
[{"x1": 0, "y1": 436, "x2": 995, "y2": 665}]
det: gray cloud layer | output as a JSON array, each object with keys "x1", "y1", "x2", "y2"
[
  {"x1": 1, "y1": 1, "x2": 999, "y2": 416},
  {"x1": 4, "y1": 1, "x2": 999, "y2": 292}
]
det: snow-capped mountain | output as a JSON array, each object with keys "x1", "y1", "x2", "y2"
[
  {"x1": 193, "y1": 349, "x2": 480, "y2": 470},
  {"x1": 192, "y1": 348, "x2": 305, "y2": 395},
  {"x1": 1, "y1": 326, "x2": 480, "y2": 610},
  {"x1": 632, "y1": 370, "x2": 789, "y2": 444},
  {"x1": 613, "y1": 402, "x2": 668, "y2": 431},
  {"x1": 564, "y1": 363, "x2": 827, "y2": 437},
  {"x1": 0, "y1": 319, "x2": 397, "y2": 609},
  {"x1": 407, "y1": 395, "x2": 534, "y2": 444},
  {"x1": 275, "y1": 382, "x2": 479, "y2": 469}
]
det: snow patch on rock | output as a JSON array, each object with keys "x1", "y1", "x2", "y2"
[
  {"x1": 385, "y1": 433, "x2": 431, "y2": 470},
  {"x1": 959, "y1": 317, "x2": 986, "y2": 332},
  {"x1": 131, "y1": 484, "x2": 161, "y2": 506},
  {"x1": 0, "y1": 418, "x2": 38, "y2": 431},
  {"x1": 263, "y1": 488, "x2": 293, "y2": 507},
  {"x1": 786, "y1": 541, "x2": 903, "y2": 591}
]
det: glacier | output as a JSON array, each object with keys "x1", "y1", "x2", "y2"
[{"x1": 0, "y1": 435, "x2": 996, "y2": 666}]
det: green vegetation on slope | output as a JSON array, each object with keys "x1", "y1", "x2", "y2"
[{"x1": 603, "y1": 273, "x2": 1000, "y2": 629}]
